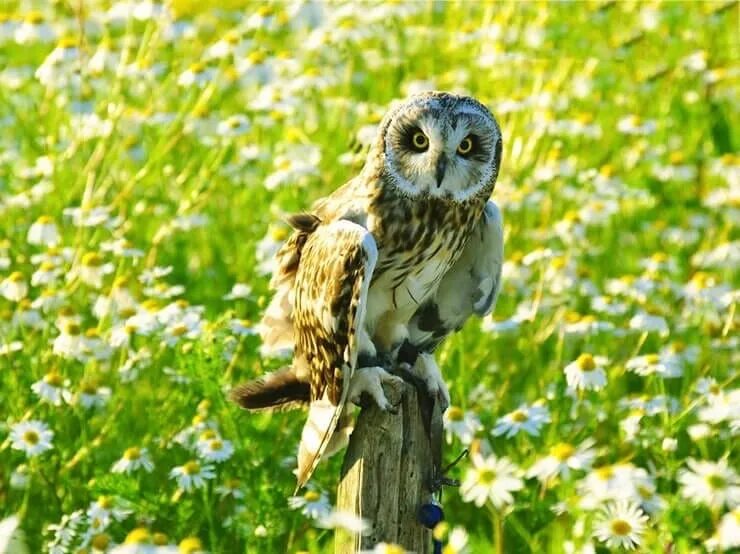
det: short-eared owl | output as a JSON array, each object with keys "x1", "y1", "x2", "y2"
[{"x1": 232, "y1": 91, "x2": 504, "y2": 488}]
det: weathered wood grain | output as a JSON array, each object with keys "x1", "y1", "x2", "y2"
[{"x1": 335, "y1": 380, "x2": 436, "y2": 553}]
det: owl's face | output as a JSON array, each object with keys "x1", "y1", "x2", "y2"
[{"x1": 380, "y1": 92, "x2": 502, "y2": 201}]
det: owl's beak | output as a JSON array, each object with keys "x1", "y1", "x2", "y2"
[{"x1": 435, "y1": 154, "x2": 447, "y2": 188}]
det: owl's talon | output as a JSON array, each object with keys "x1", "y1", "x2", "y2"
[
  {"x1": 349, "y1": 366, "x2": 403, "y2": 411},
  {"x1": 413, "y1": 352, "x2": 450, "y2": 412}
]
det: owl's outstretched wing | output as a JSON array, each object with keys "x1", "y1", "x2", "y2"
[
  {"x1": 293, "y1": 219, "x2": 377, "y2": 489},
  {"x1": 406, "y1": 200, "x2": 504, "y2": 354}
]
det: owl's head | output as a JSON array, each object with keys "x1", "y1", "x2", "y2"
[{"x1": 370, "y1": 92, "x2": 502, "y2": 201}]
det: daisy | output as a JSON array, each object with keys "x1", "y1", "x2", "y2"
[
  {"x1": 492, "y1": 403, "x2": 550, "y2": 438},
  {"x1": 288, "y1": 490, "x2": 332, "y2": 519},
  {"x1": 316, "y1": 510, "x2": 370, "y2": 534},
  {"x1": 0, "y1": 515, "x2": 28, "y2": 554},
  {"x1": 196, "y1": 437, "x2": 234, "y2": 463},
  {"x1": 170, "y1": 461, "x2": 216, "y2": 492},
  {"x1": 76, "y1": 380, "x2": 112, "y2": 409},
  {"x1": 563, "y1": 354, "x2": 608, "y2": 391},
  {"x1": 53, "y1": 322, "x2": 84, "y2": 359},
  {"x1": 31, "y1": 262, "x2": 62, "y2": 286},
  {"x1": 706, "y1": 508, "x2": 740, "y2": 551},
  {"x1": 215, "y1": 478, "x2": 244, "y2": 499},
  {"x1": 77, "y1": 252, "x2": 114, "y2": 288},
  {"x1": 10, "y1": 420, "x2": 54, "y2": 457},
  {"x1": 443, "y1": 407, "x2": 483, "y2": 445},
  {"x1": 460, "y1": 452, "x2": 523, "y2": 508},
  {"x1": 628, "y1": 312, "x2": 669, "y2": 336},
  {"x1": 31, "y1": 370, "x2": 72, "y2": 405},
  {"x1": 678, "y1": 458, "x2": 740, "y2": 510},
  {"x1": 594, "y1": 501, "x2": 648, "y2": 550},
  {"x1": 87, "y1": 496, "x2": 131, "y2": 528},
  {"x1": 0, "y1": 272, "x2": 28, "y2": 302},
  {"x1": 216, "y1": 115, "x2": 251, "y2": 137},
  {"x1": 112, "y1": 447, "x2": 154, "y2": 474},
  {"x1": 223, "y1": 283, "x2": 252, "y2": 300},
  {"x1": 27, "y1": 215, "x2": 60, "y2": 246},
  {"x1": 625, "y1": 353, "x2": 683, "y2": 378},
  {"x1": 527, "y1": 439, "x2": 596, "y2": 483}
]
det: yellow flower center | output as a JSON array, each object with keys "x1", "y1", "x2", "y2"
[
  {"x1": 270, "y1": 227, "x2": 289, "y2": 241},
  {"x1": 200, "y1": 429, "x2": 217, "y2": 441},
  {"x1": 551, "y1": 256, "x2": 567, "y2": 269},
  {"x1": 671, "y1": 341, "x2": 686, "y2": 353},
  {"x1": 82, "y1": 252, "x2": 104, "y2": 267},
  {"x1": 707, "y1": 474, "x2": 727, "y2": 490},
  {"x1": 171, "y1": 324, "x2": 188, "y2": 337},
  {"x1": 97, "y1": 495, "x2": 113, "y2": 509},
  {"x1": 611, "y1": 519, "x2": 632, "y2": 536},
  {"x1": 44, "y1": 372, "x2": 63, "y2": 386},
  {"x1": 183, "y1": 461, "x2": 200, "y2": 475},
  {"x1": 124, "y1": 447, "x2": 141, "y2": 460},
  {"x1": 153, "y1": 532, "x2": 169, "y2": 545},
  {"x1": 189, "y1": 62, "x2": 206, "y2": 74},
  {"x1": 91, "y1": 533, "x2": 111, "y2": 549},
  {"x1": 595, "y1": 466, "x2": 614, "y2": 480},
  {"x1": 37, "y1": 215, "x2": 54, "y2": 224},
  {"x1": 510, "y1": 410, "x2": 528, "y2": 423},
  {"x1": 669, "y1": 151, "x2": 685, "y2": 164},
  {"x1": 64, "y1": 322, "x2": 81, "y2": 336},
  {"x1": 125, "y1": 527, "x2": 151, "y2": 544},
  {"x1": 8, "y1": 272, "x2": 24, "y2": 282},
  {"x1": 645, "y1": 354, "x2": 660, "y2": 365},
  {"x1": 179, "y1": 537, "x2": 204, "y2": 553},
  {"x1": 432, "y1": 521, "x2": 450, "y2": 541},
  {"x1": 577, "y1": 354, "x2": 596, "y2": 371},
  {"x1": 26, "y1": 11, "x2": 45, "y2": 24},
  {"x1": 637, "y1": 485, "x2": 654, "y2": 498},
  {"x1": 23, "y1": 430, "x2": 39, "y2": 445},
  {"x1": 209, "y1": 439, "x2": 223, "y2": 451},
  {"x1": 384, "y1": 546, "x2": 405, "y2": 554},
  {"x1": 446, "y1": 406, "x2": 464, "y2": 421},
  {"x1": 248, "y1": 51, "x2": 266, "y2": 64},
  {"x1": 550, "y1": 443, "x2": 575, "y2": 461},
  {"x1": 304, "y1": 490, "x2": 321, "y2": 502},
  {"x1": 478, "y1": 468, "x2": 497, "y2": 484}
]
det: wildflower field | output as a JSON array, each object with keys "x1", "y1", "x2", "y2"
[{"x1": 0, "y1": 1, "x2": 738, "y2": 552}]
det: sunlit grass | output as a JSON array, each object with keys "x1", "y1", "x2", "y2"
[{"x1": 0, "y1": 1, "x2": 737, "y2": 553}]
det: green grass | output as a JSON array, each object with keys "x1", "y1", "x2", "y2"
[{"x1": 0, "y1": 1, "x2": 738, "y2": 552}]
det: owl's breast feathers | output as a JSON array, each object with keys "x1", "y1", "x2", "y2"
[{"x1": 367, "y1": 184, "x2": 486, "y2": 294}]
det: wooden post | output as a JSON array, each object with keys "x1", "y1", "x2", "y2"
[{"x1": 335, "y1": 379, "x2": 440, "y2": 553}]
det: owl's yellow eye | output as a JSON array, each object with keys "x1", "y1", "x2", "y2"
[
  {"x1": 457, "y1": 136, "x2": 474, "y2": 156},
  {"x1": 411, "y1": 131, "x2": 429, "y2": 152}
]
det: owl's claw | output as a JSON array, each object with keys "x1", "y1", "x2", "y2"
[
  {"x1": 412, "y1": 352, "x2": 450, "y2": 412},
  {"x1": 349, "y1": 366, "x2": 404, "y2": 411}
]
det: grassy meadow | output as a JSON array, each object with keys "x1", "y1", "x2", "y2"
[{"x1": 0, "y1": 1, "x2": 738, "y2": 552}]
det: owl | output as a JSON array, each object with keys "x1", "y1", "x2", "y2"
[{"x1": 231, "y1": 91, "x2": 504, "y2": 488}]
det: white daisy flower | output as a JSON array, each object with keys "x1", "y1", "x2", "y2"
[
  {"x1": 0, "y1": 272, "x2": 28, "y2": 302},
  {"x1": 628, "y1": 312, "x2": 669, "y2": 336},
  {"x1": 443, "y1": 406, "x2": 482, "y2": 445},
  {"x1": 9, "y1": 420, "x2": 54, "y2": 457},
  {"x1": 178, "y1": 62, "x2": 216, "y2": 87},
  {"x1": 223, "y1": 283, "x2": 252, "y2": 300},
  {"x1": 492, "y1": 403, "x2": 550, "y2": 438},
  {"x1": 288, "y1": 490, "x2": 332, "y2": 519},
  {"x1": 316, "y1": 509, "x2": 370, "y2": 534},
  {"x1": 215, "y1": 478, "x2": 244, "y2": 499},
  {"x1": 527, "y1": 439, "x2": 596, "y2": 483},
  {"x1": 564, "y1": 354, "x2": 608, "y2": 391},
  {"x1": 0, "y1": 515, "x2": 28, "y2": 554},
  {"x1": 196, "y1": 437, "x2": 234, "y2": 463},
  {"x1": 626, "y1": 353, "x2": 683, "y2": 378},
  {"x1": 53, "y1": 322, "x2": 84, "y2": 359},
  {"x1": 678, "y1": 458, "x2": 740, "y2": 510},
  {"x1": 460, "y1": 452, "x2": 523, "y2": 508},
  {"x1": 706, "y1": 508, "x2": 740, "y2": 551},
  {"x1": 216, "y1": 114, "x2": 251, "y2": 137},
  {"x1": 169, "y1": 460, "x2": 216, "y2": 491},
  {"x1": 594, "y1": 500, "x2": 648, "y2": 550},
  {"x1": 27, "y1": 215, "x2": 60, "y2": 246},
  {"x1": 77, "y1": 252, "x2": 114, "y2": 288},
  {"x1": 31, "y1": 371, "x2": 72, "y2": 406},
  {"x1": 111, "y1": 447, "x2": 154, "y2": 474}
]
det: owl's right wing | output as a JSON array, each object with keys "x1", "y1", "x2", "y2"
[
  {"x1": 406, "y1": 200, "x2": 504, "y2": 353},
  {"x1": 292, "y1": 219, "x2": 378, "y2": 489}
]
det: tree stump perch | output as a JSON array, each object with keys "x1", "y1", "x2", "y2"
[{"x1": 335, "y1": 379, "x2": 442, "y2": 553}]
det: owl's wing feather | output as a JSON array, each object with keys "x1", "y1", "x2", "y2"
[
  {"x1": 293, "y1": 219, "x2": 377, "y2": 489},
  {"x1": 407, "y1": 200, "x2": 504, "y2": 353}
]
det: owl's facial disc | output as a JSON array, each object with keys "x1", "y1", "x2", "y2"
[{"x1": 383, "y1": 95, "x2": 502, "y2": 201}]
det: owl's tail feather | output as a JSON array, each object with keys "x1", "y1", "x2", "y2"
[{"x1": 230, "y1": 367, "x2": 310, "y2": 411}]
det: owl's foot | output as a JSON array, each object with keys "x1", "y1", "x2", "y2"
[
  {"x1": 349, "y1": 366, "x2": 404, "y2": 412},
  {"x1": 412, "y1": 352, "x2": 450, "y2": 412}
]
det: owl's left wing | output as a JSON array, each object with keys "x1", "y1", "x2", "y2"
[
  {"x1": 406, "y1": 200, "x2": 504, "y2": 354},
  {"x1": 293, "y1": 219, "x2": 377, "y2": 489}
]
